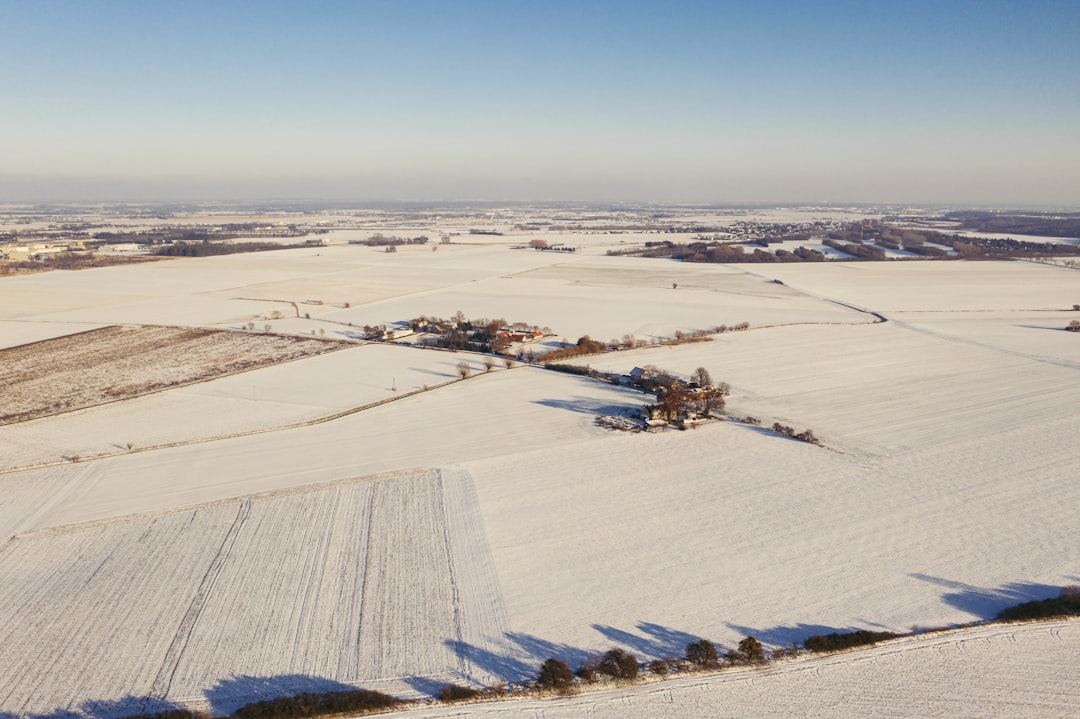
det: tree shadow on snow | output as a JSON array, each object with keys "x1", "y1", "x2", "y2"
[
  {"x1": 332, "y1": 330, "x2": 368, "y2": 341},
  {"x1": 446, "y1": 632, "x2": 588, "y2": 684},
  {"x1": 724, "y1": 621, "x2": 850, "y2": 649},
  {"x1": 12, "y1": 711, "x2": 83, "y2": 719},
  {"x1": 591, "y1": 622, "x2": 701, "y2": 659},
  {"x1": 532, "y1": 397, "x2": 639, "y2": 416},
  {"x1": 411, "y1": 367, "x2": 458, "y2": 379},
  {"x1": 203, "y1": 674, "x2": 360, "y2": 717},
  {"x1": 1016, "y1": 324, "x2": 1071, "y2": 332},
  {"x1": 448, "y1": 623, "x2": 711, "y2": 683},
  {"x1": 1, "y1": 697, "x2": 195, "y2": 719},
  {"x1": 402, "y1": 676, "x2": 456, "y2": 698},
  {"x1": 79, "y1": 697, "x2": 188, "y2": 719},
  {"x1": 909, "y1": 573, "x2": 1063, "y2": 621}
]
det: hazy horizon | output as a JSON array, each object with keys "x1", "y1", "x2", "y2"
[{"x1": 3, "y1": 1, "x2": 1078, "y2": 205}]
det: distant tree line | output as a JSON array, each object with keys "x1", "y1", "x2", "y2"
[
  {"x1": 536, "y1": 325, "x2": 747, "y2": 365},
  {"x1": 154, "y1": 241, "x2": 306, "y2": 257},
  {"x1": 94, "y1": 224, "x2": 318, "y2": 245},
  {"x1": 0, "y1": 252, "x2": 167, "y2": 274},
  {"x1": 943, "y1": 210, "x2": 1080, "y2": 239},
  {"x1": 349, "y1": 233, "x2": 429, "y2": 246}
]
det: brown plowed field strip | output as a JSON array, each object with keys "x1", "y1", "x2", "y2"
[{"x1": 0, "y1": 325, "x2": 349, "y2": 425}]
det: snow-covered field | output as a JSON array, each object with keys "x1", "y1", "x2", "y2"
[
  {"x1": 0, "y1": 240, "x2": 1077, "y2": 718},
  {"x1": 0, "y1": 470, "x2": 509, "y2": 716}
]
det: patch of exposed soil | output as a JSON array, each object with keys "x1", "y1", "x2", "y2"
[{"x1": 0, "y1": 325, "x2": 349, "y2": 424}]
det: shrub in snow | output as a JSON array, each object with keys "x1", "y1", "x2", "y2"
[
  {"x1": 685, "y1": 638, "x2": 719, "y2": 668},
  {"x1": 804, "y1": 629, "x2": 898, "y2": 653},
  {"x1": 537, "y1": 658, "x2": 575, "y2": 693},
  {"x1": 438, "y1": 684, "x2": 481, "y2": 702},
  {"x1": 576, "y1": 655, "x2": 600, "y2": 683},
  {"x1": 598, "y1": 648, "x2": 639, "y2": 680},
  {"x1": 232, "y1": 689, "x2": 406, "y2": 719},
  {"x1": 738, "y1": 635, "x2": 766, "y2": 664}
]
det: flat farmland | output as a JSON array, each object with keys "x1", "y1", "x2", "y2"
[
  {"x1": 321, "y1": 256, "x2": 869, "y2": 345},
  {"x1": 7, "y1": 368, "x2": 643, "y2": 529},
  {"x1": 585, "y1": 320, "x2": 1080, "y2": 457},
  {"x1": 0, "y1": 241, "x2": 1077, "y2": 718},
  {"x1": 0, "y1": 470, "x2": 509, "y2": 717},
  {"x1": 0, "y1": 343, "x2": 504, "y2": 471}
]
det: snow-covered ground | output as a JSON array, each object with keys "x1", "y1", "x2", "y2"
[
  {"x1": 405, "y1": 620, "x2": 1080, "y2": 719},
  {"x1": 0, "y1": 243, "x2": 1077, "y2": 717},
  {"x1": 0, "y1": 320, "x2": 108, "y2": 350}
]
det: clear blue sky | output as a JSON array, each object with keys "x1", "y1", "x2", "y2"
[{"x1": 2, "y1": 0, "x2": 1078, "y2": 205}]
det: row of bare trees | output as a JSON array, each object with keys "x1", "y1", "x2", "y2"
[{"x1": 536, "y1": 635, "x2": 770, "y2": 695}]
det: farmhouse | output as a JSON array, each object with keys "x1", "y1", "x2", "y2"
[
  {"x1": 628, "y1": 366, "x2": 682, "y2": 393},
  {"x1": 499, "y1": 330, "x2": 544, "y2": 343}
]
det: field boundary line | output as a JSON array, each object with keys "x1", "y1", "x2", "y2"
[
  {"x1": 0, "y1": 364, "x2": 506, "y2": 477},
  {"x1": 12, "y1": 468, "x2": 431, "y2": 540}
]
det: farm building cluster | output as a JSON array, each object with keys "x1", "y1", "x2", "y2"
[{"x1": 359, "y1": 314, "x2": 549, "y2": 354}]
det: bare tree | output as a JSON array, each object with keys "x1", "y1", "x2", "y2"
[
  {"x1": 703, "y1": 383, "x2": 728, "y2": 416},
  {"x1": 692, "y1": 367, "x2": 712, "y2": 387},
  {"x1": 456, "y1": 360, "x2": 471, "y2": 378},
  {"x1": 483, "y1": 355, "x2": 494, "y2": 372}
]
